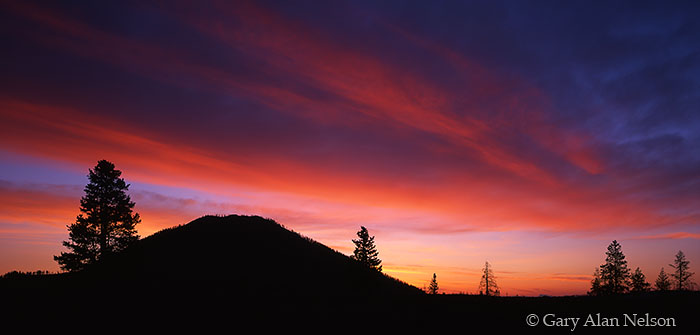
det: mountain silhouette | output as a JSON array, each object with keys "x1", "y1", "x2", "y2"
[
  {"x1": 2, "y1": 215, "x2": 424, "y2": 326},
  {"x1": 84, "y1": 214, "x2": 422, "y2": 297},
  {"x1": 3, "y1": 215, "x2": 698, "y2": 331}
]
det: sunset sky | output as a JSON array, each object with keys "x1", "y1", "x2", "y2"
[{"x1": 1, "y1": 0, "x2": 699, "y2": 295}]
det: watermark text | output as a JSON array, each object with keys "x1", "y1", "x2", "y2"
[{"x1": 526, "y1": 313, "x2": 676, "y2": 331}]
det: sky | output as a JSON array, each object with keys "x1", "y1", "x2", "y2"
[{"x1": 1, "y1": 0, "x2": 699, "y2": 295}]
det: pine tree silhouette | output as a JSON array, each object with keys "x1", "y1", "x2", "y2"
[
  {"x1": 599, "y1": 240, "x2": 630, "y2": 294},
  {"x1": 654, "y1": 267, "x2": 671, "y2": 291},
  {"x1": 351, "y1": 226, "x2": 382, "y2": 272},
  {"x1": 630, "y1": 267, "x2": 650, "y2": 292},
  {"x1": 588, "y1": 268, "x2": 603, "y2": 296},
  {"x1": 478, "y1": 261, "x2": 499, "y2": 296},
  {"x1": 428, "y1": 273, "x2": 439, "y2": 294},
  {"x1": 54, "y1": 160, "x2": 140, "y2": 272},
  {"x1": 669, "y1": 250, "x2": 694, "y2": 291}
]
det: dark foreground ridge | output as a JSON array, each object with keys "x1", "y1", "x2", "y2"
[
  {"x1": 93, "y1": 214, "x2": 422, "y2": 297},
  {"x1": 2, "y1": 215, "x2": 698, "y2": 332},
  {"x1": 2, "y1": 215, "x2": 421, "y2": 295}
]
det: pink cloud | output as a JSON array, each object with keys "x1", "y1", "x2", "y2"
[{"x1": 633, "y1": 232, "x2": 700, "y2": 240}]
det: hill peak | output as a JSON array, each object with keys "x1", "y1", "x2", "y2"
[{"x1": 86, "y1": 214, "x2": 422, "y2": 298}]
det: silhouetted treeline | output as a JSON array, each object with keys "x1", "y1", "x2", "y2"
[
  {"x1": 3, "y1": 216, "x2": 700, "y2": 331},
  {"x1": 1, "y1": 270, "x2": 57, "y2": 278},
  {"x1": 589, "y1": 240, "x2": 696, "y2": 295}
]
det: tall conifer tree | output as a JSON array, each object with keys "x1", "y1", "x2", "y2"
[
  {"x1": 599, "y1": 240, "x2": 630, "y2": 294},
  {"x1": 55, "y1": 160, "x2": 140, "y2": 272},
  {"x1": 670, "y1": 250, "x2": 694, "y2": 290},
  {"x1": 479, "y1": 261, "x2": 500, "y2": 296},
  {"x1": 428, "y1": 273, "x2": 439, "y2": 294},
  {"x1": 351, "y1": 226, "x2": 382, "y2": 272}
]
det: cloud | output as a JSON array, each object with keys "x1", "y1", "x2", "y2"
[
  {"x1": 1, "y1": 1, "x2": 698, "y2": 237},
  {"x1": 4, "y1": 0, "x2": 607, "y2": 185},
  {"x1": 1, "y1": 92, "x2": 697, "y2": 236},
  {"x1": 0, "y1": 179, "x2": 80, "y2": 227},
  {"x1": 632, "y1": 232, "x2": 700, "y2": 240}
]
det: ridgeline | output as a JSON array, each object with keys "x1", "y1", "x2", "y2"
[{"x1": 2, "y1": 215, "x2": 697, "y2": 332}]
